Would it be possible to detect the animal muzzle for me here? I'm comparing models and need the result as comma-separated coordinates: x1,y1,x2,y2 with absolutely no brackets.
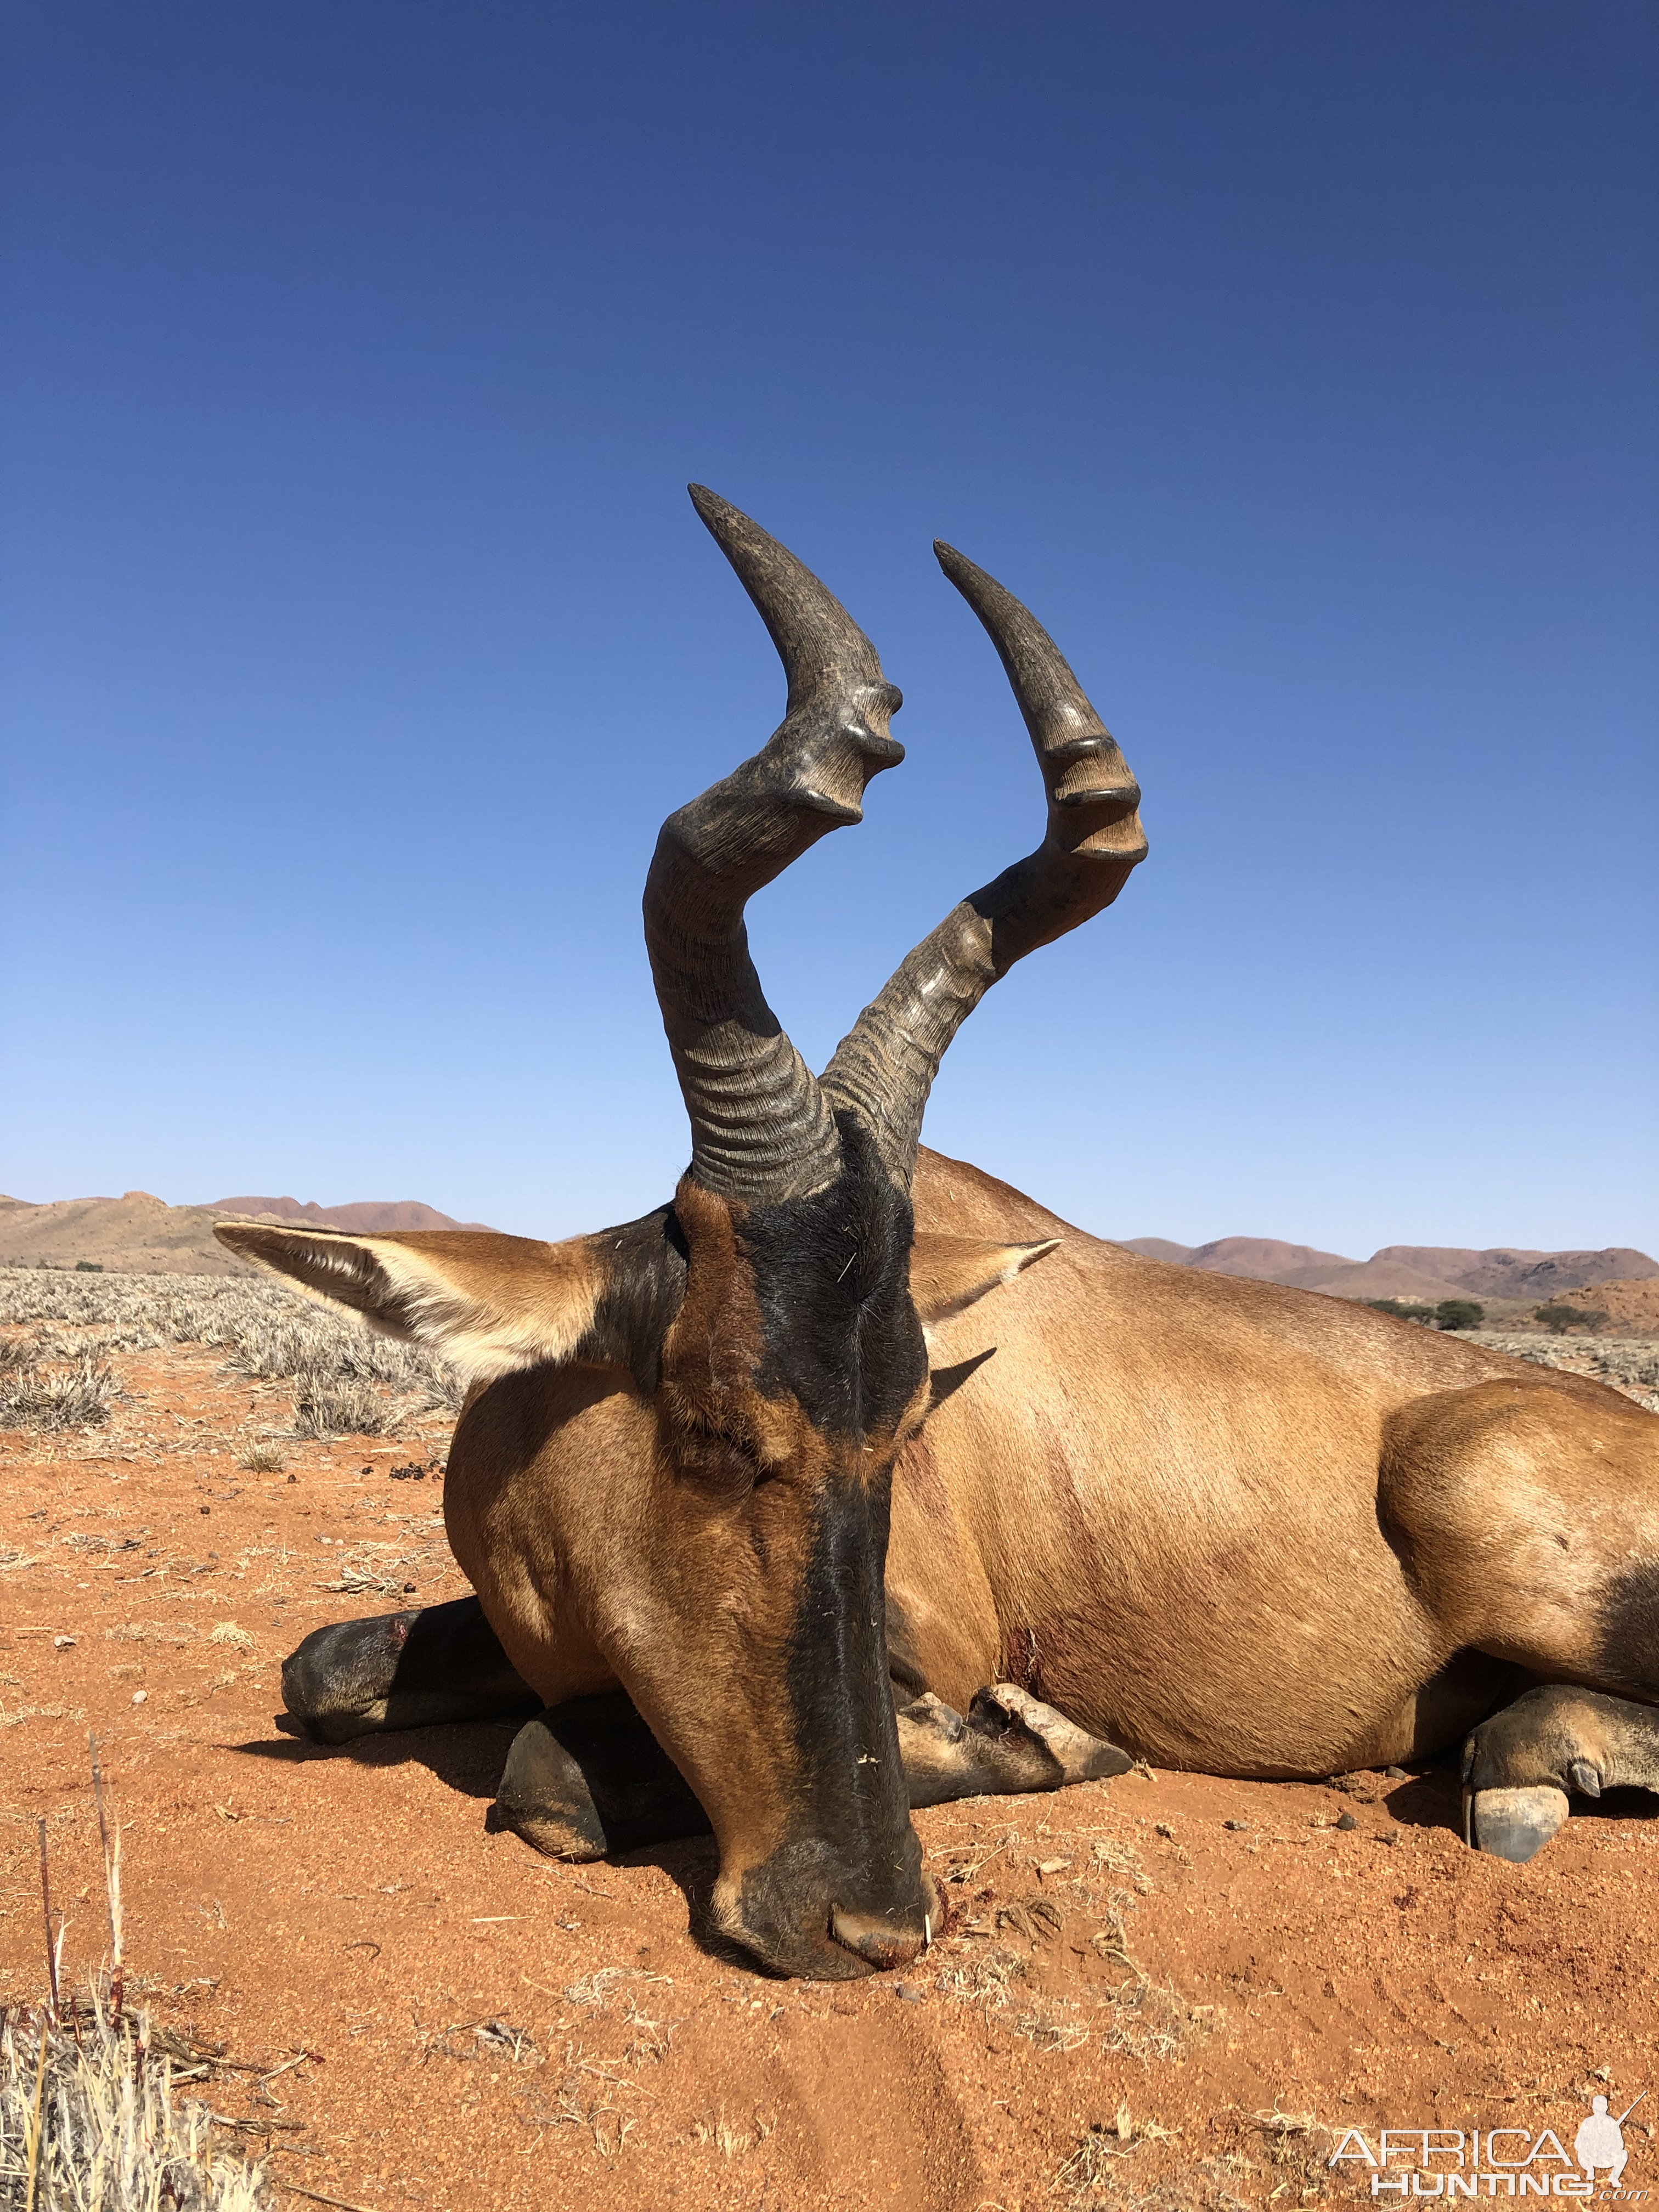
712,1832,945,1981
828,1895,940,1971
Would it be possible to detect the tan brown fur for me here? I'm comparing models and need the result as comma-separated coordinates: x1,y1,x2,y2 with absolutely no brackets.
883,1152,1659,1779
227,1138,1659,1798
231,1148,1659,1798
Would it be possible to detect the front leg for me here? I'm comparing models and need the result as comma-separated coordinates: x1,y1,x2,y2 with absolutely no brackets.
898,1685,1133,1807
493,1693,709,1858
281,1595,542,1744
494,1680,1133,1865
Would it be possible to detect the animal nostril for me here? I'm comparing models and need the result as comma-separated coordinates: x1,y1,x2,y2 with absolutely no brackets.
828,1904,928,1970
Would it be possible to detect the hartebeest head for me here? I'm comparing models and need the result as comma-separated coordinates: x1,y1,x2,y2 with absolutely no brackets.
218,488,1145,1977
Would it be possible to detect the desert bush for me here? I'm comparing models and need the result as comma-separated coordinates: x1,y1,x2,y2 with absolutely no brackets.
1536,1301,1609,1335
237,1443,286,1474
1434,1299,1484,1331
1365,1300,1435,1325
294,1370,386,1438
0,1354,116,1433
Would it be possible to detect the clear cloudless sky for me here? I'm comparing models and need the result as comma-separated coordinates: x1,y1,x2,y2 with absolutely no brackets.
2,2,1655,1256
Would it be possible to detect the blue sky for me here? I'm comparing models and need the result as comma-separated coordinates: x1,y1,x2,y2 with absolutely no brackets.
3,2,1655,1256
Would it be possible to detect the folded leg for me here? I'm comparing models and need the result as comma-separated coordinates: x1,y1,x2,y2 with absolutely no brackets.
898,1684,1133,1807
281,1595,541,1745
1463,1683,1659,1862
493,1692,709,1858
493,1679,1133,1863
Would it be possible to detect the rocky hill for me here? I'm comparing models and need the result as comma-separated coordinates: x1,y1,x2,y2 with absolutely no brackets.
0,1190,490,1274
9,1188,1654,1316
208,1196,492,1233
1117,1235,1657,1318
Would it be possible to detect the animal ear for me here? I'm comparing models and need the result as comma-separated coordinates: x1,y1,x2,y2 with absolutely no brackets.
908,1234,1059,1329
212,1223,608,1386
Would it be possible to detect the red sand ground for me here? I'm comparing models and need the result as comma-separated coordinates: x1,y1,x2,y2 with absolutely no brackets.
2,1342,1654,2210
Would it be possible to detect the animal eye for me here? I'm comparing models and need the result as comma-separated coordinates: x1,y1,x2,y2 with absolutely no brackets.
675,1421,763,1488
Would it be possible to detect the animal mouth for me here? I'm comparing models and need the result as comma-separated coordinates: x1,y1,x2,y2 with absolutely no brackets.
714,1858,945,1980
828,1886,941,1972
819,1865,945,1976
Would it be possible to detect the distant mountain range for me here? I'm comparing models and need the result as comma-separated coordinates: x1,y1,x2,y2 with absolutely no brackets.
210,1196,493,1233
0,1191,491,1275
1118,1235,1658,1311
4,1189,1653,1317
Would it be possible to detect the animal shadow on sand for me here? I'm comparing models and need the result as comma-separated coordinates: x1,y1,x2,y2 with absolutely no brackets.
233,1718,731,1956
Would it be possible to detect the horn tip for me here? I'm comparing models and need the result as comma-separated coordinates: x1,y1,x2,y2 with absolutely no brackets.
934,539,984,591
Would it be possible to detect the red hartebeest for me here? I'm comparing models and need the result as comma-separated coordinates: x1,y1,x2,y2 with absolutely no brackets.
219,488,1659,1982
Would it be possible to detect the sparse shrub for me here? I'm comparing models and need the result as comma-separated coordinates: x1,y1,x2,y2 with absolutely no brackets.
419,1364,466,1417
294,1370,385,1438
0,1353,116,1432
1434,1299,1484,1331
0,1265,459,1435
238,1443,286,1473
228,1322,321,1381
97,1324,163,1353
74,1260,104,1273
1365,1300,1435,1325
1537,1302,1608,1335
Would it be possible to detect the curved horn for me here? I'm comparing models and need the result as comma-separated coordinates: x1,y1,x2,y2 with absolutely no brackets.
821,543,1146,1185
644,487,905,1204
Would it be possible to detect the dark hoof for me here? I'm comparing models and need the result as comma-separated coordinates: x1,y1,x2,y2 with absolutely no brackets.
1470,1784,1570,1863
280,1598,540,1743
493,1712,608,1861
492,1694,709,1858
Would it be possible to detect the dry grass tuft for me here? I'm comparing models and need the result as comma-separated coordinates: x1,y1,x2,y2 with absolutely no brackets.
938,1852,1195,2067
1053,2119,1131,2199
1114,2160,1255,2212
0,1990,269,2209
0,1267,461,1439
691,2108,774,2158
1250,2107,1333,2198
0,1352,116,1433
4,1754,269,2208
293,1374,385,1440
